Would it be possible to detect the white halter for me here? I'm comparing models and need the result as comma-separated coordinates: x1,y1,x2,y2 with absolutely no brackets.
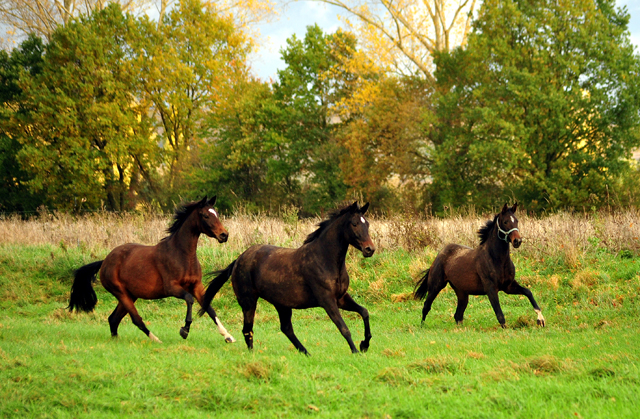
497,222,519,243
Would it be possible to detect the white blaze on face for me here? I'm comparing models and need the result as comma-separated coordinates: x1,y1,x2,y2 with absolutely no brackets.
360,216,366,224
208,208,218,217
510,216,514,223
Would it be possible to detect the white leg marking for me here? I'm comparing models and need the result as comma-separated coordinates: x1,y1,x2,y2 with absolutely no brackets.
149,332,163,343
535,309,546,327
215,316,236,343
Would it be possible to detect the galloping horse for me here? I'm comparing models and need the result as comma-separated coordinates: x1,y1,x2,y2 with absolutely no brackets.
199,202,375,355
68,196,236,343
414,203,546,328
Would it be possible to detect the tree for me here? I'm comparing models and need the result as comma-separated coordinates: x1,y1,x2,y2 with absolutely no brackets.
311,0,477,82
0,0,146,41
338,76,430,210
0,34,45,212
426,0,640,212
194,25,360,214
8,4,159,211
131,0,251,204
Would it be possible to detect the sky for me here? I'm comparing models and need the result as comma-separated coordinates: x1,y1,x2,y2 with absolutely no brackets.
250,0,640,81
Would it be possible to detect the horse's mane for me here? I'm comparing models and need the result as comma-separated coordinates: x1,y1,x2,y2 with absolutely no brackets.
164,200,202,238
303,205,355,245
477,215,498,245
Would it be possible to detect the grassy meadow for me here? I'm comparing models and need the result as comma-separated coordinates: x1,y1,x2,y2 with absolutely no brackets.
1,210,639,418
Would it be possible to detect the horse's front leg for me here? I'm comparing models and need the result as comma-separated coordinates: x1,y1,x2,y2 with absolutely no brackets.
192,282,236,343
321,298,359,354
504,281,546,326
179,292,194,339
337,293,371,352
482,281,506,328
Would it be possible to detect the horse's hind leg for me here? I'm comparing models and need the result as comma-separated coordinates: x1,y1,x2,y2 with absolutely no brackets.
192,282,235,343
239,297,258,350
338,293,371,352
453,290,469,325
108,302,127,337
422,279,447,324
505,281,546,327
117,293,162,343
274,304,309,356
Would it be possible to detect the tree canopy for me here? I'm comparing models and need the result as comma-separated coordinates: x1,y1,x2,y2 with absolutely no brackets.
1,0,639,215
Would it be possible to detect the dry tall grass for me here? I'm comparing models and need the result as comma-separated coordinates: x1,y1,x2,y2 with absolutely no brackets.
1,209,639,260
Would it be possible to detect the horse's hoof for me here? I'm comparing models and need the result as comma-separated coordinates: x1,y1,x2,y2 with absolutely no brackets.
225,336,236,343
537,319,546,327
149,333,163,343
500,324,507,329
359,341,369,353
180,327,189,339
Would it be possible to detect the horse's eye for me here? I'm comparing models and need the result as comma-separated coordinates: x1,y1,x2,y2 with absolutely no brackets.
351,222,357,227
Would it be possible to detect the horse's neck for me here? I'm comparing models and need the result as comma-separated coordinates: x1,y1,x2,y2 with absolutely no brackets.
307,219,349,271
166,216,201,262
486,225,510,263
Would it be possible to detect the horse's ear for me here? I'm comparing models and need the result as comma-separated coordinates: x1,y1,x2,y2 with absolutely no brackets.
511,202,518,213
207,195,217,206
350,201,359,212
501,203,509,214
198,196,208,207
360,202,370,214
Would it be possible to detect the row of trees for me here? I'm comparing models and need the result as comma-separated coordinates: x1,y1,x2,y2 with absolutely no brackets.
1,0,640,215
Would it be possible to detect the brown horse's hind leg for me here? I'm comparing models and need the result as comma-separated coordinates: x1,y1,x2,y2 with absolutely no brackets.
108,302,128,337
274,305,309,356
453,291,469,325
117,294,162,343
504,281,546,327
338,293,371,352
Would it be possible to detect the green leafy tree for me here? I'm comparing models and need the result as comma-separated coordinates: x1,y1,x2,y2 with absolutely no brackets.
195,25,357,214
131,0,250,205
427,0,640,212
0,34,45,212
9,4,158,211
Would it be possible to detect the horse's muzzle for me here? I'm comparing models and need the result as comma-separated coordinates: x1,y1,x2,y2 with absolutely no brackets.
512,237,522,248
216,232,229,243
362,245,376,258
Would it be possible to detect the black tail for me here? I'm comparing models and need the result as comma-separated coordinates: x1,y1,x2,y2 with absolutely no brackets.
198,260,236,317
413,268,430,300
68,261,103,312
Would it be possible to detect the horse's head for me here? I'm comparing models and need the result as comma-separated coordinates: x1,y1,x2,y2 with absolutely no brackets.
197,196,229,243
345,201,376,257
497,203,521,248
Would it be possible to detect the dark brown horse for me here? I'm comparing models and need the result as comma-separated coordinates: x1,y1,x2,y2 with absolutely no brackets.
199,202,375,355
68,196,236,343
414,203,546,328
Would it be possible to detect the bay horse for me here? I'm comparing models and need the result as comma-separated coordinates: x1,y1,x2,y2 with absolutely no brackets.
68,196,236,343
199,202,375,355
414,203,546,328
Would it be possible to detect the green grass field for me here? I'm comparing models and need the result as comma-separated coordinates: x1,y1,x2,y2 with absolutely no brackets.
1,240,639,418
